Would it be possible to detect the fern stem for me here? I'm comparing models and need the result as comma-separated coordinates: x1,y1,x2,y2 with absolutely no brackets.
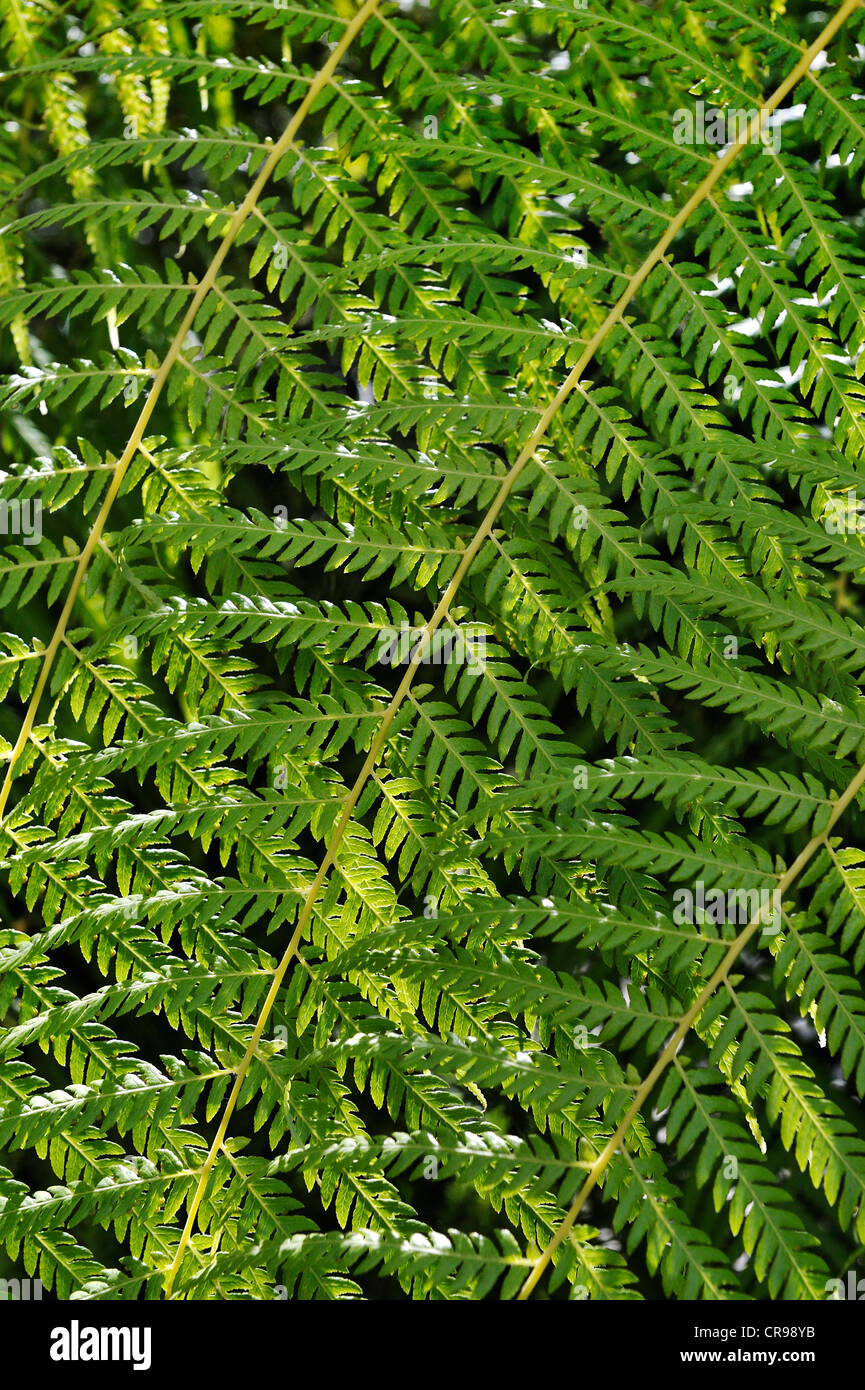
517,592,865,1290
161,0,865,1300
514,0,865,1298
0,0,384,825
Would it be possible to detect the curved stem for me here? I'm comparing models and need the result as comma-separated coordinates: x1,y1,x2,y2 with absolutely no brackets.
0,0,384,824
517,750,865,1299
164,0,865,1305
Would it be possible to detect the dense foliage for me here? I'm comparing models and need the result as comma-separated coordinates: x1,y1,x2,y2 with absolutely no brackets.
2,0,865,1300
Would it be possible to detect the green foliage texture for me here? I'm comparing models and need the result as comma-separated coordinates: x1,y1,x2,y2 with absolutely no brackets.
2,0,865,1300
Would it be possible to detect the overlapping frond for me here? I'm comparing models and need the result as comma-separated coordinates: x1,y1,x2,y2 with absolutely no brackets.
2,0,865,1302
